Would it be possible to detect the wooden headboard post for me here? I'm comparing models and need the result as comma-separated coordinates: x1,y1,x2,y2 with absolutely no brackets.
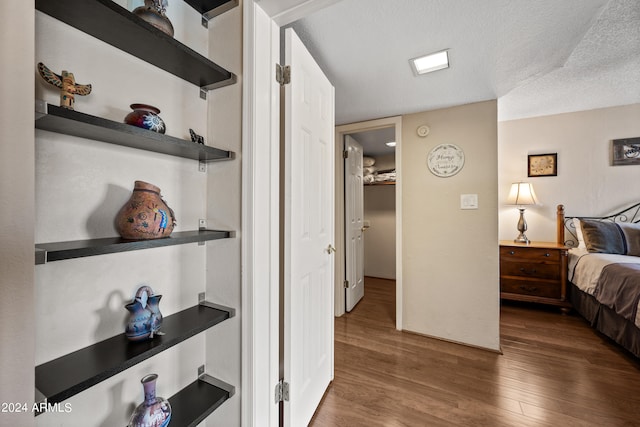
557,204,565,245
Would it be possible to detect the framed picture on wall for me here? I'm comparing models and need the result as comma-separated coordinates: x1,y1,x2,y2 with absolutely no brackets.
528,153,557,177
611,137,640,166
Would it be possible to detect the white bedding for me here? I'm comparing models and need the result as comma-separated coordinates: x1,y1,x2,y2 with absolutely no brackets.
569,248,640,326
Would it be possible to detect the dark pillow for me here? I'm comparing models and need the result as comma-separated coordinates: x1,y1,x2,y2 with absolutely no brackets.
580,220,626,254
619,222,640,256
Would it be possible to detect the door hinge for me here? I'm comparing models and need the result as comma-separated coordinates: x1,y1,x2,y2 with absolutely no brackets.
275,379,289,403
343,150,349,159
276,64,291,86
344,280,350,289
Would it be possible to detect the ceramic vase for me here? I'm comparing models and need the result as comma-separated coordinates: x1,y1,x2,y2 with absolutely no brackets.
115,181,176,240
128,374,172,427
125,285,163,341
133,0,174,37
124,104,166,134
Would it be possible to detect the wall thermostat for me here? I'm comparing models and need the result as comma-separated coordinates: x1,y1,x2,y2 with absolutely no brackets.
417,125,430,137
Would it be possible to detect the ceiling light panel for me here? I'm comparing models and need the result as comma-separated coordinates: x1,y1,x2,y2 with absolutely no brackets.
410,50,449,75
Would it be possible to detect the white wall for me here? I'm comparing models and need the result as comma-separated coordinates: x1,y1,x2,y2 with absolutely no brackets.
205,2,243,425
402,100,500,351
32,2,240,426
0,2,35,427
363,184,396,279
498,103,640,243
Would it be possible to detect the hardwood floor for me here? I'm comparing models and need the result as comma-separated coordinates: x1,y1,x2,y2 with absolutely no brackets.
309,277,640,426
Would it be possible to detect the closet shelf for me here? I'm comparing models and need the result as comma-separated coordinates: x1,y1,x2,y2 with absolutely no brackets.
35,0,236,91
35,103,234,162
169,374,235,426
364,181,396,186
35,301,235,411
35,229,232,264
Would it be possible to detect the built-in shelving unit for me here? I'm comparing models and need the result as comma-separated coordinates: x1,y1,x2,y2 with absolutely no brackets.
35,0,238,423
35,102,234,162
169,375,235,426
35,302,234,410
34,0,236,92
35,230,231,264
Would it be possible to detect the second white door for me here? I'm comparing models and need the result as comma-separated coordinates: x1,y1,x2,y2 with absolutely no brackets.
344,135,364,311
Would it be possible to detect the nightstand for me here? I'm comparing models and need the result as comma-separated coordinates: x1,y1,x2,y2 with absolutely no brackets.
499,241,571,312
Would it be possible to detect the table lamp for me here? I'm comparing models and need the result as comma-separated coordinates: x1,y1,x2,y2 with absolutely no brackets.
506,182,538,244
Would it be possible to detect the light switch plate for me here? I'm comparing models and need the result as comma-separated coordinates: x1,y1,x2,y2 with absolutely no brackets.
460,194,478,209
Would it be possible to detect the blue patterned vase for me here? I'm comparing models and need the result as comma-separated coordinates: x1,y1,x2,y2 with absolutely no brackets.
125,286,163,341
124,104,166,134
128,374,172,427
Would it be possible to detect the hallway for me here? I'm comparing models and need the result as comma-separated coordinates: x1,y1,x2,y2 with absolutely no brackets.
310,277,640,426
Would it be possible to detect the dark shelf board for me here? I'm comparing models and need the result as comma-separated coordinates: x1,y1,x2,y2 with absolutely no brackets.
169,375,234,426
184,0,238,20
35,229,231,264
35,302,234,410
36,103,234,162
35,0,236,91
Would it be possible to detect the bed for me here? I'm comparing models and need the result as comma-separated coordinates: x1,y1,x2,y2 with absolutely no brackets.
556,203,640,358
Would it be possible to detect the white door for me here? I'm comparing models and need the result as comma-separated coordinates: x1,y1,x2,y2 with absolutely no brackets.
344,135,365,311
283,28,335,426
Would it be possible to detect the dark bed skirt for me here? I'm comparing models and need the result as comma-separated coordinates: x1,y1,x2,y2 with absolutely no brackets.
569,282,640,358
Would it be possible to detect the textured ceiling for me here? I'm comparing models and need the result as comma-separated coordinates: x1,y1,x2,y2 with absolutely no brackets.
288,0,640,125
349,127,396,157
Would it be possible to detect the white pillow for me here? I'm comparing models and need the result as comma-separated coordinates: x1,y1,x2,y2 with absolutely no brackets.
363,166,377,175
573,218,586,248
363,156,376,167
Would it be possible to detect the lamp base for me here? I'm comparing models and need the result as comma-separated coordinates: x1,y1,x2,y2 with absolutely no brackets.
514,208,530,244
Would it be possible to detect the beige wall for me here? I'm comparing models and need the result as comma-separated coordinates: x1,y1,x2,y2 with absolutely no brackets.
364,185,396,279
371,153,395,172
0,2,35,426
402,100,500,351
498,103,640,243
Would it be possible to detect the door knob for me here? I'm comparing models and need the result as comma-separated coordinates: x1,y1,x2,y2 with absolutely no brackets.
326,244,336,254
361,225,370,232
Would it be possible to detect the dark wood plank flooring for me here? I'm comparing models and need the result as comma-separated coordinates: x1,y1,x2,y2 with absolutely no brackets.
310,277,640,426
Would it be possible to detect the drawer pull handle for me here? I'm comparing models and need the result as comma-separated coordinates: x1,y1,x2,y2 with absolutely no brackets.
544,253,550,257
509,250,515,255
519,268,537,274
519,285,538,292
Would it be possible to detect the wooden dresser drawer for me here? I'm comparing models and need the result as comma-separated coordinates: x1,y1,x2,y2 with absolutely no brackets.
500,261,561,280
499,241,570,312
500,246,560,263
500,278,561,299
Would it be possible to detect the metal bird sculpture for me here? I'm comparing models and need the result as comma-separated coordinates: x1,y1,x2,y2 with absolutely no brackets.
189,128,205,145
37,62,92,110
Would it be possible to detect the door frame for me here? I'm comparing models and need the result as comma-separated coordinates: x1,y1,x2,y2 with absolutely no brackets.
334,117,403,330
241,2,281,425
242,1,341,425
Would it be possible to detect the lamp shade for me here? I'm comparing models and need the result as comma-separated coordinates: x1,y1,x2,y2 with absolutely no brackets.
506,182,538,206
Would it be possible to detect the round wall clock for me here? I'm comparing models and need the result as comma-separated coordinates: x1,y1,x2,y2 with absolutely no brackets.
427,143,465,177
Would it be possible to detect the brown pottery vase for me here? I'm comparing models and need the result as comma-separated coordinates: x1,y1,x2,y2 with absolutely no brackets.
133,0,174,37
115,181,176,240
